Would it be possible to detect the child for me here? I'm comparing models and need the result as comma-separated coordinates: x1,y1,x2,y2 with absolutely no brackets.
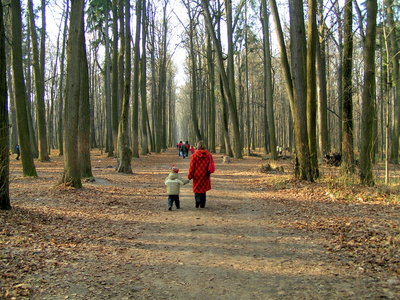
190,145,194,154
165,165,189,210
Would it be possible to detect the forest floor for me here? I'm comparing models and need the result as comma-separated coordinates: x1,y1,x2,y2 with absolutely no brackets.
1,148,400,299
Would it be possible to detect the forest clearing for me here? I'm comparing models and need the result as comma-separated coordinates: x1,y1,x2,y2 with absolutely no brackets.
1,148,400,299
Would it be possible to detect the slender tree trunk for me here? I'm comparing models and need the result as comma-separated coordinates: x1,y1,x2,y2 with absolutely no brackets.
111,0,119,153
27,0,49,161
58,1,69,156
78,21,92,179
342,0,355,174
10,0,37,177
61,0,84,188
317,0,329,157
132,0,141,158
206,29,216,153
387,0,399,163
359,0,377,185
0,1,10,210
116,0,132,173
105,2,113,156
140,0,149,155
201,0,242,158
307,0,319,179
290,0,312,181
261,0,277,159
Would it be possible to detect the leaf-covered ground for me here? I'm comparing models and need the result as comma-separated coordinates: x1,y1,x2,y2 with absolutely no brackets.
1,148,399,299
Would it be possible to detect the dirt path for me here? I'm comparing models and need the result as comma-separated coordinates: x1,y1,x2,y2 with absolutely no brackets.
1,148,399,299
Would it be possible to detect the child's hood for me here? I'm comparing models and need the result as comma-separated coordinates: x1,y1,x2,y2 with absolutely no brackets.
167,172,179,180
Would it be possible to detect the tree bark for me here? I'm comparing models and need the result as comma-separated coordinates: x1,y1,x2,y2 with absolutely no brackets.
359,0,377,185
10,0,37,177
61,0,84,188
261,0,278,159
111,0,119,153
140,0,149,155
78,20,92,179
307,0,319,179
116,0,132,173
289,0,312,181
0,1,10,210
27,0,49,162
341,0,355,174
132,0,141,158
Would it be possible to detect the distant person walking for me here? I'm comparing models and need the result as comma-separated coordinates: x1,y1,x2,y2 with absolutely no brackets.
188,140,215,208
178,141,183,157
180,141,188,159
15,144,20,160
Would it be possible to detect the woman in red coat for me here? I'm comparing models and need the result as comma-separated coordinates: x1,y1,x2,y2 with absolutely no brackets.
188,140,214,208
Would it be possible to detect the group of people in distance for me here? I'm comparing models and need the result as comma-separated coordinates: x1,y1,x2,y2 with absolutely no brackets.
176,140,194,159
166,140,215,211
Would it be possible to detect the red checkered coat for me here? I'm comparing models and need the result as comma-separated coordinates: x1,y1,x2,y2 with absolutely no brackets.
188,150,213,193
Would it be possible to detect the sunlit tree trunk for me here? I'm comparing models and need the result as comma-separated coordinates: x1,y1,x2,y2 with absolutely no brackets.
307,0,319,179
57,0,68,156
317,0,329,157
289,0,312,181
359,0,377,185
10,0,37,177
61,0,84,188
0,1,10,210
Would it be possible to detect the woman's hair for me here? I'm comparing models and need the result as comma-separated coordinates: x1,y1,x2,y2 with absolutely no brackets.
197,140,206,150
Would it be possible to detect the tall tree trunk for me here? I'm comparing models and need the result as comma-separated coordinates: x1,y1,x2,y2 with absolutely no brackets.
132,0,141,158
387,0,400,163
317,0,329,157
0,1,10,210
58,0,69,156
359,0,377,185
290,0,312,181
341,0,355,174
307,0,319,179
261,0,277,160
78,21,92,179
111,0,119,153
206,29,216,153
10,0,37,177
27,0,49,161
184,0,202,142
61,0,84,188
140,0,149,155
116,0,132,173
105,2,113,157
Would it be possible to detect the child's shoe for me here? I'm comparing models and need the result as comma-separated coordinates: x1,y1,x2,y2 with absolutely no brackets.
168,206,172,211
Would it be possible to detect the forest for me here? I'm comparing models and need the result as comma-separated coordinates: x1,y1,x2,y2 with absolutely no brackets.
0,0,399,208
